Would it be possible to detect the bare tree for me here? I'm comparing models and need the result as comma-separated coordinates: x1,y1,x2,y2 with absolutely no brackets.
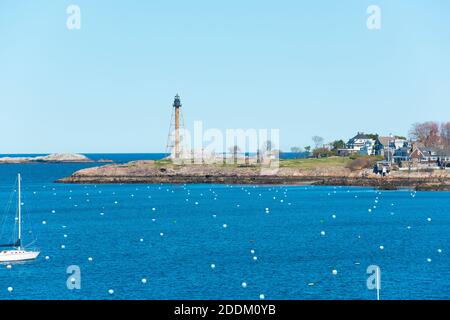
312,136,324,149
440,122,450,149
409,122,440,147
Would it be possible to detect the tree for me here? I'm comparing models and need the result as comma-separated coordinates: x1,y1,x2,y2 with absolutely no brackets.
312,136,324,149
304,146,311,153
331,140,346,151
409,122,440,147
366,133,379,140
312,147,333,158
290,147,303,153
440,122,450,149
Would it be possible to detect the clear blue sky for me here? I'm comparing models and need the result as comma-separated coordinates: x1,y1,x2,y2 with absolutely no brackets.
1,0,450,153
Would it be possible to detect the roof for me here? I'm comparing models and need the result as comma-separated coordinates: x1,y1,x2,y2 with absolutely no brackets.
351,132,373,140
394,147,410,157
377,137,391,146
410,148,425,159
434,148,450,156
413,145,450,155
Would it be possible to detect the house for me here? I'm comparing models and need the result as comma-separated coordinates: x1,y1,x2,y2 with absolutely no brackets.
374,136,391,156
435,149,450,162
359,140,376,156
419,147,450,163
346,132,376,152
407,144,440,163
392,138,408,149
336,148,358,156
436,149,450,168
401,144,450,166
418,147,439,163
336,132,377,156
393,147,411,162
340,132,377,155
375,136,408,157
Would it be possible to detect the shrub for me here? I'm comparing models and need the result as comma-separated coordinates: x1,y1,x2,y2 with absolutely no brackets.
346,156,380,171
312,148,335,158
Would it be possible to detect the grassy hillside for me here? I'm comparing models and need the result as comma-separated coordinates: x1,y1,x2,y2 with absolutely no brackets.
280,157,352,169
153,156,380,170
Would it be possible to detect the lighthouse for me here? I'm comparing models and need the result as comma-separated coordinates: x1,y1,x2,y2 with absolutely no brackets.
166,94,184,160
173,94,182,159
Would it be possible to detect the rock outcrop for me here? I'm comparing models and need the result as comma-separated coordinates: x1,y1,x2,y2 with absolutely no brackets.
0,153,94,164
57,160,450,191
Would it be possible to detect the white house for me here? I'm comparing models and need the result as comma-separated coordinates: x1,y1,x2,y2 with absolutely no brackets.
346,132,377,155
359,140,376,156
392,138,408,150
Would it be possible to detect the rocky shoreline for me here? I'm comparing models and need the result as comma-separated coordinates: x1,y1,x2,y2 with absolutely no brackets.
0,153,110,164
56,160,450,191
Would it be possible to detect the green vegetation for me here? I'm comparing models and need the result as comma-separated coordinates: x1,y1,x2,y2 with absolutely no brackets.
154,159,173,166
349,154,383,161
366,133,379,140
279,156,352,169
330,139,346,150
154,155,383,171
312,147,335,158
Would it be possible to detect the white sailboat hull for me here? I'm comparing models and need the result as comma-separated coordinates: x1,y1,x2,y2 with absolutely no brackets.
0,250,40,262
0,175,40,264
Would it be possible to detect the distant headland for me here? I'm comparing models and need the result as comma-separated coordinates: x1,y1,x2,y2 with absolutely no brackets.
57,96,450,191
57,157,450,191
0,153,111,164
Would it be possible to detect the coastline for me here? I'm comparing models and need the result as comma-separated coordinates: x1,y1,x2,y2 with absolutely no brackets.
57,175,450,191
56,160,450,191
0,153,111,164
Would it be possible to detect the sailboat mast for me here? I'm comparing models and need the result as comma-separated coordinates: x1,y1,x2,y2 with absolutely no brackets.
18,173,21,248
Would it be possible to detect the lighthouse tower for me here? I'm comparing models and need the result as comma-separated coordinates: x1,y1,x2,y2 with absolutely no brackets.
166,94,184,160
173,94,182,159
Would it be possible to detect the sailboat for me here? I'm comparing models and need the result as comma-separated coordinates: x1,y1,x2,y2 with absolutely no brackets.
0,174,40,262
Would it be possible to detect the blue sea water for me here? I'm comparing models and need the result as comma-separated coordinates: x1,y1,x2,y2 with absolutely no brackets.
0,154,449,300
0,153,170,164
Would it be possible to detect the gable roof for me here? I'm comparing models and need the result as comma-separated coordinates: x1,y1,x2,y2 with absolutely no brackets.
410,148,425,159
377,137,391,146
436,149,450,156
424,147,450,156
352,132,373,140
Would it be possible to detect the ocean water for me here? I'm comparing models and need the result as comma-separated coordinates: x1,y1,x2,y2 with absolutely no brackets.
0,154,449,300
0,153,169,163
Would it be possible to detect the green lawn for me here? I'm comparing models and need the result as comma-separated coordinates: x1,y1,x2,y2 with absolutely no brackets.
279,157,352,169
154,156,353,169
154,159,174,166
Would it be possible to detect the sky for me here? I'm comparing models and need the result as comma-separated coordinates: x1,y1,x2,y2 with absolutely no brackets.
1,0,450,153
